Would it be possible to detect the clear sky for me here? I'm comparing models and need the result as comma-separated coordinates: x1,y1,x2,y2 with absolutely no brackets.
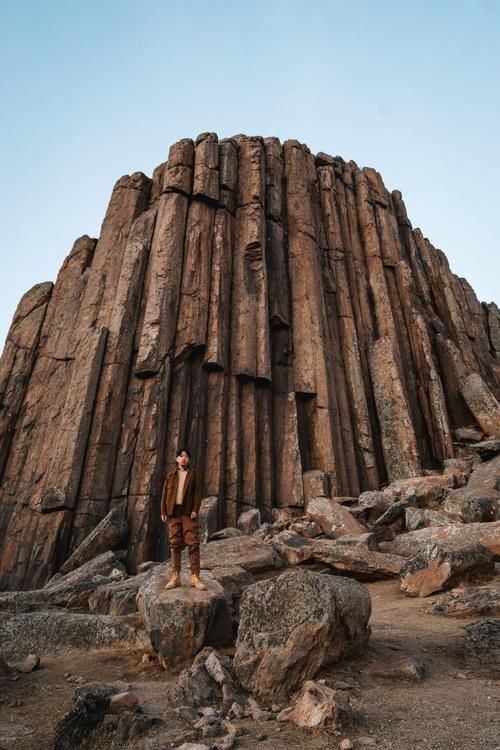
1,0,498,349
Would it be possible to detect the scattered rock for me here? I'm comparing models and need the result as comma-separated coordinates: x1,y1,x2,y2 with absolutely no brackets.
289,519,323,538
400,541,495,597
277,680,354,729
169,648,223,708
237,508,261,535
405,508,454,532
53,684,116,750
303,470,331,505
88,573,147,615
339,739,354,750
16,653,41,673
464,620,500,675
108,691,140,714
43,550,127,607
307,497,367,538
209,528,242,541
198,497,219,543
0,611,147,660
430,586,500,618
136,567,232,671
382,521,500,560
233,569,371,700
59,508,129,575
197,535,283,573
271,530,316,565
366,653,426,681
312,541,405,579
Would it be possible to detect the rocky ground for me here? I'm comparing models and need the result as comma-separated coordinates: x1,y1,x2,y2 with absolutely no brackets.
1,447,499,750
1,576,499,750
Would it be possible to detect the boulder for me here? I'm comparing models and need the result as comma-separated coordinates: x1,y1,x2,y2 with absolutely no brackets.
209,566,256,604
169,647,222,708
382,521,500,560
443,455,500,523
312,541,405,579
209,528,242,541
53,684,116,750
233,570,371,700
59,508,129,574
136,566,232,671
42,550,127,607
464,620,500,674
365,651,425,681
430,586,500,618
88,574,147,615
405,507,455,532
289,519,323,538
0,611,147,660
303,471,331,506
198,497,219,543
270,530,316,565
277,680,354,729
400,541,495,597
236,508,261,535
196,535,283,573
306,497,367,539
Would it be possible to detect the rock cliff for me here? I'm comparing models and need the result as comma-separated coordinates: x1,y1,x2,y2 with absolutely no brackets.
1,132,499,589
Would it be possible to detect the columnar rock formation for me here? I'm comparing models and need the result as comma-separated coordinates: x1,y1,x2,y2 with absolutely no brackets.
1,133,499,590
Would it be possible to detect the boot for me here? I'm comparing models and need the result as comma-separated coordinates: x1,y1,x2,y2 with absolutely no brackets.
165,570,180,589
190,573,206,591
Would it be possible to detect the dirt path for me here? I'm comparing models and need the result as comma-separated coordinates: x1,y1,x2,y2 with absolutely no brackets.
1,578,498,750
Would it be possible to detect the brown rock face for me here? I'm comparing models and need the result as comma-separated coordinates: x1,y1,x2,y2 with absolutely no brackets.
1,133,499,590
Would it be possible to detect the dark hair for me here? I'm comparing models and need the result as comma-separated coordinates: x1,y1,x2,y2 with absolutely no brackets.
176,448,191,458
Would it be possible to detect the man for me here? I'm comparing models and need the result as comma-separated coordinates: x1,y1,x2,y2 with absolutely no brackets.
160,448,206,590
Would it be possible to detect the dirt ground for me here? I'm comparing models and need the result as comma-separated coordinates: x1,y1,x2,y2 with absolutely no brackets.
1,578,499,750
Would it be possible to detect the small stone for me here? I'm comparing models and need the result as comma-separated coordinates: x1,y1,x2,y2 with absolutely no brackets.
256,733,267,741
16,654,41,673
339,740,354,750
109,691,140,714
357,737,377,746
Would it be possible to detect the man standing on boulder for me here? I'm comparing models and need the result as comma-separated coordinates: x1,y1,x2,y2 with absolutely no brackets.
160,448,206,591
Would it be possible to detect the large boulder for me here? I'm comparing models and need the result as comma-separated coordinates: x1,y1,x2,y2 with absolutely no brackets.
236,508,261,535
443,455,500,523
59,508,129,574
311,541,405,579
381,521,500,560
43,550,127,607
400,541,494,597
88,573,147,615
0,611,147,660
136,566,232,671
306,497,367,539
430,586,500,618
233,570,371,700
195,536,283,573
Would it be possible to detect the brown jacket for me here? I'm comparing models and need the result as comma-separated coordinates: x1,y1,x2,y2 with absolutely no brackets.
160,467,202,518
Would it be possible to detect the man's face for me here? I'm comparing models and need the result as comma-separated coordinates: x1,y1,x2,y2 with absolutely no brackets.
176,451,190,469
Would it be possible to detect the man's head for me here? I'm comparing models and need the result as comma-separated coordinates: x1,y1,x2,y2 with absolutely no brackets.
176,448,191,470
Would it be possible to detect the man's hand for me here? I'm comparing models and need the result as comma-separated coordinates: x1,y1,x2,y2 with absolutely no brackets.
190,511,198,520
161,514,167,523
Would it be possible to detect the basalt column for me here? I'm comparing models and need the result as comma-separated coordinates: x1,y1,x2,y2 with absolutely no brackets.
1,133,499,590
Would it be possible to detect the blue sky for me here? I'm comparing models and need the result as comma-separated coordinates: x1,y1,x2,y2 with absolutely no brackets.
1,0,499,349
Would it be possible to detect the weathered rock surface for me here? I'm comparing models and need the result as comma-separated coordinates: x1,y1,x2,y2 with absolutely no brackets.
196,536,283,573
136,566,232,671
1,132,499,590
306,497,367,538
277,680,354,729
400,541,494,597
0,611,147,660
59,508,129,574
430,585,500,618
464,620,500,674
233,569,371,699
88,573,147,615
312,541,405,579
382,521,500,560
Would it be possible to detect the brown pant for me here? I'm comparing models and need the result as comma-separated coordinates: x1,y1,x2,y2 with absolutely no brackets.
167,509,200,575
